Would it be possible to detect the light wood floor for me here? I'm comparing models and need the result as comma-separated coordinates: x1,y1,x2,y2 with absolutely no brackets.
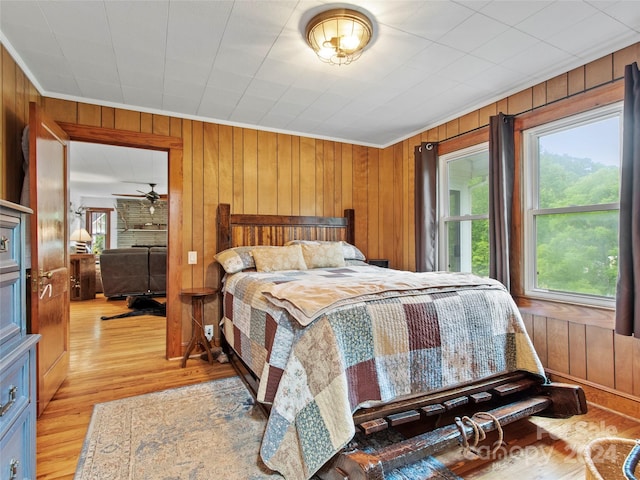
36,295,640,479
36,295,235,480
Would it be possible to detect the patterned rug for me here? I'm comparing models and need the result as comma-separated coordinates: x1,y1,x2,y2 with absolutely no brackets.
75,376,461,480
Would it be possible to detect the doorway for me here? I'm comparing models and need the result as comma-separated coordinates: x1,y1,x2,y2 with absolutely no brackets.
59,122,183,360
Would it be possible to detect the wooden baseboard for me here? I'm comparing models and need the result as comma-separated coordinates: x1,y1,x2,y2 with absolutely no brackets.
546,370,640,420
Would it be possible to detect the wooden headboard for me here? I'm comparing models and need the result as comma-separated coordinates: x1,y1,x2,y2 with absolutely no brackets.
216,203,355,252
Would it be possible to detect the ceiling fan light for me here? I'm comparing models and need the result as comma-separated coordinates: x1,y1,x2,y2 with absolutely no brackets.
305,8,373,66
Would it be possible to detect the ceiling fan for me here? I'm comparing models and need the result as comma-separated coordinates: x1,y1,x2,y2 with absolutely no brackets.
112,183,167,204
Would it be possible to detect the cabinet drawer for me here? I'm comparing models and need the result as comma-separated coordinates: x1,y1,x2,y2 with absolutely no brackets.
0,213,21,275
0,406,35,480
0,344,31,439
0,271,24,353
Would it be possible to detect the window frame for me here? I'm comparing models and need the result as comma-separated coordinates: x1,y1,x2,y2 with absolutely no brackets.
438,142,489,273
523,102,623,308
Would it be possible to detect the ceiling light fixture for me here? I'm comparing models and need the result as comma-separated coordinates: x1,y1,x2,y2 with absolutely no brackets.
305,8,373,66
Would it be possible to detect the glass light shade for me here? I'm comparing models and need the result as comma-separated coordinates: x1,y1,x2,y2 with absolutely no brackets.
306,8,373,66
70,228,92,242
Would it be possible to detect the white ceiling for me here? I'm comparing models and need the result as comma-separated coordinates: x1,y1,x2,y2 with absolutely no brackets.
69,142,167,201
2,1,639,199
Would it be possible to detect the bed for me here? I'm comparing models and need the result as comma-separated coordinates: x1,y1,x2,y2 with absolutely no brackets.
214,203,586,480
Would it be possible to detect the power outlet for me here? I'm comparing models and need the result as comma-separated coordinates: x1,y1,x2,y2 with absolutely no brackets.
204,324,214,342
188,251,197,264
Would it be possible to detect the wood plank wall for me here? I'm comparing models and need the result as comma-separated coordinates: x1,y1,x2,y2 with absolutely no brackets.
3,41,640,414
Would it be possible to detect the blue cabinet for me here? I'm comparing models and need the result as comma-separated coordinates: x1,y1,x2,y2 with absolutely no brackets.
0,200,39,480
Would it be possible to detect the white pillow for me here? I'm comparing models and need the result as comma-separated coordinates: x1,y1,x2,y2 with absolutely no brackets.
251,245,308,272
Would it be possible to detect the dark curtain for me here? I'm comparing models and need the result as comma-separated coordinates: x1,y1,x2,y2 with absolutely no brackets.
615,62,640,336
415,142,438,272
489,113,515,291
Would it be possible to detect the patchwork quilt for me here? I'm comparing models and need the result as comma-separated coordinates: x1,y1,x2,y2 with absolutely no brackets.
221,266,546,480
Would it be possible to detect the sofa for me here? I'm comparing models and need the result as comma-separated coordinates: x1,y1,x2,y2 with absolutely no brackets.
99,246,166,298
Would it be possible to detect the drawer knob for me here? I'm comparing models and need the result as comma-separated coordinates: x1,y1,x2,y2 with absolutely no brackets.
9,458,19,480
0,385,17,417
0,235,8,252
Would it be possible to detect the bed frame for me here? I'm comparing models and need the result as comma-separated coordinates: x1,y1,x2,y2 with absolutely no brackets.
215,203,587,480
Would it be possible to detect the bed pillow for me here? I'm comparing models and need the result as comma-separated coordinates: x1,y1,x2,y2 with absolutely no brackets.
286,240,366,262
252,244,308,272
300,242,346,269
214,246,257,274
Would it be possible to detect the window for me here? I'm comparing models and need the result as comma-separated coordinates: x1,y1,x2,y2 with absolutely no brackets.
438,143,489,275
85,208,112,255
524,103,622,306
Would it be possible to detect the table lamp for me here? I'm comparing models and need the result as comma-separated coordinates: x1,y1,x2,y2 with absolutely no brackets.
70,228,91,253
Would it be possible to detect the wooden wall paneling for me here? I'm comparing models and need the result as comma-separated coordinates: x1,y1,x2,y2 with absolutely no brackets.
532,83,547,109
43,98,77,124
77,103,101,127
114,108,141,132
568,66,586,96
169,117,182,138
314,140,324,215
277,134,293,215
634,338,640,397
614,44,640,78
405,136,419,271
532,315,548,367
459,111,479,133
568,321,587,379
613,333,634,395
242,128,257,214
380,146,394,264
191,121,205,285
340,144,353,215
228,125,244,213
367,147,380,258
546,318,569,374
140,113,152,133
153,115,170,136
507,89,533,115
352,145,368,255
299,137,316,216
392,143,404,270
202,122,220,336
257,130,277,215
478,104,497,128
291,136,301,216
182,120,194,289
585,325,615,388
333,141,342,215
521,312,533,340
547,74,569,103
101,107,115,129
585,55,613,90
323,140,335,216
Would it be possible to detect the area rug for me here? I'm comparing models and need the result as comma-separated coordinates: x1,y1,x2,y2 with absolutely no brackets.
75,376,461,480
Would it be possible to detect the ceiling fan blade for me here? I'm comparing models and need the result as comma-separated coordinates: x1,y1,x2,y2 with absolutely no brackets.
112,193,145,198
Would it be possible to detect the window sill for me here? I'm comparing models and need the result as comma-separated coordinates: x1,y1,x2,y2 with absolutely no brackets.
514,295,614,330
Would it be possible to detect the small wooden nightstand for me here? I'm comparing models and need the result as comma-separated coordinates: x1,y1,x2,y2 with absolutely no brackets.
180,287,218,367
367,259,389,268
70,253,96,300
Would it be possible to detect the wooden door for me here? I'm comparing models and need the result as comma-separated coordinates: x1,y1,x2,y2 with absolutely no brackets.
29,102,70,416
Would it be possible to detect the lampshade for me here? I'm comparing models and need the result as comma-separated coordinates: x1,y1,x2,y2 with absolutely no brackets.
70,228,91,242
305,8,373,66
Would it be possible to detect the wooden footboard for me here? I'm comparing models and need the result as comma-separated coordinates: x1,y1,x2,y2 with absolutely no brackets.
317,377,586,480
